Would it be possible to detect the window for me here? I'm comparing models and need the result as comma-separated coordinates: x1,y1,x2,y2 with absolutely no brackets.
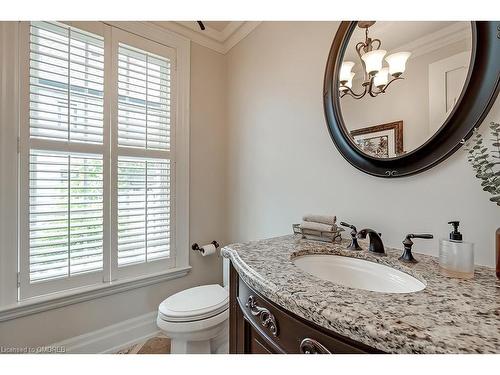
15,21,188,301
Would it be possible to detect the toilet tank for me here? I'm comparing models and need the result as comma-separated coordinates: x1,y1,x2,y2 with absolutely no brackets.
223,257,230,289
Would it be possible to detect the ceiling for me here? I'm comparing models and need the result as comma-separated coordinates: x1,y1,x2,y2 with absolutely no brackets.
203,21,231,32
344,21,471,62
150,21,470,57
151,21,261,54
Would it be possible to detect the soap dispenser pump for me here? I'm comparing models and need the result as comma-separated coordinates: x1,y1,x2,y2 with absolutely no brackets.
448,221,462,241
439,221,474,279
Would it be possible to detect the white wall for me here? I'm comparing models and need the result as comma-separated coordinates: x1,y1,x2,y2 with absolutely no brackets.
226,21,500,267
0,41,227,347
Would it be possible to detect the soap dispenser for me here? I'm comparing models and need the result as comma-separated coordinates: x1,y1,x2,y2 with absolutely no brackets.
439,221,474,279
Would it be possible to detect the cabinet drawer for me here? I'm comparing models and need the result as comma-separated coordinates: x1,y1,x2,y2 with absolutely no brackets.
236,275,373,354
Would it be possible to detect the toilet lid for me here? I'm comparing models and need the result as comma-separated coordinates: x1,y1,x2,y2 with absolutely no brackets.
158,284,229,322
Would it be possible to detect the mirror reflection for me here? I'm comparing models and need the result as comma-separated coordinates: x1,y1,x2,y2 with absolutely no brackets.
339,21,472,158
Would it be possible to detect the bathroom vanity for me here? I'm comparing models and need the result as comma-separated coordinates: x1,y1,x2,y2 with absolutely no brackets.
222,235,500,354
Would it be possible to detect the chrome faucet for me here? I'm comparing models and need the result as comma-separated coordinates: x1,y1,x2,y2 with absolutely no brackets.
357,229,385,255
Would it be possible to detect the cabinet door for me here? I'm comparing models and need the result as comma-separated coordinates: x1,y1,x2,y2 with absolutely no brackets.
230,266,282,354
243,314,280,354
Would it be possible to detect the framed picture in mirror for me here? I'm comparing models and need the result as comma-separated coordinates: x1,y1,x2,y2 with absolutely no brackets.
350,121,404,158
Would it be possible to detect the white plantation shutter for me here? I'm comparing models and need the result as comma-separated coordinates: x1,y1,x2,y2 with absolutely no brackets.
117,158,171,266
18,22,182,300
20,21,107,298
29,21,105,144
112,31,175,278
117,44,171,150
29,151,104,282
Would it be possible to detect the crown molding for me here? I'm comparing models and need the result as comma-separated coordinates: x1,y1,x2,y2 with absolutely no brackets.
223,22,262,53
391,22,470,60
350,22,470,75
150,21,261,54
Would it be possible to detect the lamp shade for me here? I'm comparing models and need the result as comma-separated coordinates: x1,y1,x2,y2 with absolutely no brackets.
373,67,389,88
385,52,411,76
339,72,355,92
346,72,355,88
361,49,386,75
340,61,355,83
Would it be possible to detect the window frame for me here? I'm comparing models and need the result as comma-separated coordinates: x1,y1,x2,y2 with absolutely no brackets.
0,21,190,313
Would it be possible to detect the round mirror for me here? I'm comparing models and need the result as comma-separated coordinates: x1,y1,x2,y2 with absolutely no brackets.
324,21,500,177
340,21,472,158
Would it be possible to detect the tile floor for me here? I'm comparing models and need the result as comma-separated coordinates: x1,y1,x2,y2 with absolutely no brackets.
117,334,171,354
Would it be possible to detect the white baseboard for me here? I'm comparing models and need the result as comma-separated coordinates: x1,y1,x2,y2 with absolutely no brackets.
53,311,161,354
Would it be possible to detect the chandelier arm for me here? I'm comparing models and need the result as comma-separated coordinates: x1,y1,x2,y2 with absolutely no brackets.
370,87,384,97
355,43,369,83
371,38,381,50
367,78,379,98
340,84,367,99
355,41,367,54
379,76,404,93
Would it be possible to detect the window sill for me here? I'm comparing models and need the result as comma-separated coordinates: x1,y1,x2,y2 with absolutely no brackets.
0,266,191,322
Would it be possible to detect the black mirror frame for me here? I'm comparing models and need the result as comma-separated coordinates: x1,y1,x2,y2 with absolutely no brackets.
323,21,500,178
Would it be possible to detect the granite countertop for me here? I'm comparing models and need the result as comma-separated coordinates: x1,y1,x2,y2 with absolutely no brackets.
222,235,500,354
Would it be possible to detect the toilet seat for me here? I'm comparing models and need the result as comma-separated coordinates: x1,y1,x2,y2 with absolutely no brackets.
158,284,229,323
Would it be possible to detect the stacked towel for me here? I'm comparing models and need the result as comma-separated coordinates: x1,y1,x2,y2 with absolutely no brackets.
299,214,337,232
300,221,334,232
302,214,336,226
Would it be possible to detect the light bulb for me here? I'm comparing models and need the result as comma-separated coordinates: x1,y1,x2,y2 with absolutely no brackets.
340,61,355,83
373,67,389,88
385,52,411,77
361,49,386,76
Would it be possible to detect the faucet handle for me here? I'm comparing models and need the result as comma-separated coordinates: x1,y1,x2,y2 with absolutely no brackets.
339,222,361,250
407,234,433,240
400,233,434,263
340,221,356,233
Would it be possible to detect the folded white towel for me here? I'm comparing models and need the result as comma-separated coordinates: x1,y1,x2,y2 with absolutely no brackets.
300,221,334,232
302,214,336,226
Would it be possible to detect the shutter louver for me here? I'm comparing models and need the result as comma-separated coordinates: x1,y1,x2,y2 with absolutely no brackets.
117,157,171,266
118,44,171,150
29,151,104,282
29,21,104,144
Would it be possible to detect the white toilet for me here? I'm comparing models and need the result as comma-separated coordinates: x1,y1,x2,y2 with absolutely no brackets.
156,259,230,354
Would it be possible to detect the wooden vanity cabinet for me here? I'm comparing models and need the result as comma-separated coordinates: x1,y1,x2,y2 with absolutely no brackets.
229,263,382,354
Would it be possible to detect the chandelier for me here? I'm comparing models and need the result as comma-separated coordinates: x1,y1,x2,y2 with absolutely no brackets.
339,21,411,99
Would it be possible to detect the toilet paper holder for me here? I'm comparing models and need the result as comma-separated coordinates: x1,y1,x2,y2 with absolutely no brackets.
191,241,220,252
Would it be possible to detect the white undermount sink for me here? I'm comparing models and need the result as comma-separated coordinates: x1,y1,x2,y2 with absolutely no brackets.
293,255,425,294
